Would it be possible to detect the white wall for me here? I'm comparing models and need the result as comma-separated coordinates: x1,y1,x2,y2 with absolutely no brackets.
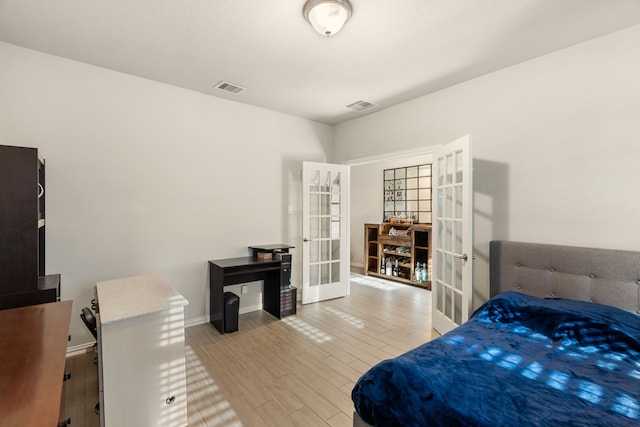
334,25,640,307
0,42,332,349
3,24,640,346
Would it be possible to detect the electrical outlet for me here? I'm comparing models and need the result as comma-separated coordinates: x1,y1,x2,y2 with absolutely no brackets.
241,285,248,295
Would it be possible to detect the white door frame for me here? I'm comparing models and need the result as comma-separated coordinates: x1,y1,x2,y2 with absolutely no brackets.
344,147,439,275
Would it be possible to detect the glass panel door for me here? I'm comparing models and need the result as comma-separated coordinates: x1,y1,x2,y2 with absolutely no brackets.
302,162,350,304
432,135,473,334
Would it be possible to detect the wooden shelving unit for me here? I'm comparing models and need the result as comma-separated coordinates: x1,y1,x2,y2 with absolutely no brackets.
364,223,432,289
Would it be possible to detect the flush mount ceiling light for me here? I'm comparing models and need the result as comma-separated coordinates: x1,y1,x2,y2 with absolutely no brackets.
303,0,353,37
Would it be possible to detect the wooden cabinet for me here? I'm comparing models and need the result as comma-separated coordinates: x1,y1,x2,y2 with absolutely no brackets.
364,223,432,289
96,275,189,427
0,145,40,294
0,144,58,310
0,301,72,427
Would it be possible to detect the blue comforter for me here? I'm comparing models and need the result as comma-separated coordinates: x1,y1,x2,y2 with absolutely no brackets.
352,292,640,426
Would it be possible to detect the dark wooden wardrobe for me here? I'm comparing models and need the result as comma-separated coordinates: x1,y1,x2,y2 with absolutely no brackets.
0,144,59,309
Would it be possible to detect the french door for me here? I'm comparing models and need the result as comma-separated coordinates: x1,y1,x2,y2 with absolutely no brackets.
301,161,350,304
431,135,473,335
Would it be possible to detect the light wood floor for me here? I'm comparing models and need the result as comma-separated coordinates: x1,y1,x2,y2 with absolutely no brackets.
65,274,435,426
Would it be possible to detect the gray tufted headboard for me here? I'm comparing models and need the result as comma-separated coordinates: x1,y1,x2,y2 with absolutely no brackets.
490,240,640,314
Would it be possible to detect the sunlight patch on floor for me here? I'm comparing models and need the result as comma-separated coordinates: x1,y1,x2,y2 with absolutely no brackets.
324,306,364,329
185,345,242,427
350,273,405,291
282,317,333,343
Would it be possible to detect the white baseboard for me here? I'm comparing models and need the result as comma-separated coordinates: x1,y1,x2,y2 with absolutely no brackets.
183,303,264,329
68,317,208,357
68,306,277,353
239,303,263,315
185,316,208,328
67,341,95,357
351,262,365,275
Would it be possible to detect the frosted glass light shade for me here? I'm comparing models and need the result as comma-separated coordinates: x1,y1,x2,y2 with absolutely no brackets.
303,0,352,37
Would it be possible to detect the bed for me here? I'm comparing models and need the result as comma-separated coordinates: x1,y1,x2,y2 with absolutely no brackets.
352,240,640,426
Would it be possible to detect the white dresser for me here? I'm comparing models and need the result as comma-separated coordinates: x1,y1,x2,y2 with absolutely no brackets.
96,274,189,427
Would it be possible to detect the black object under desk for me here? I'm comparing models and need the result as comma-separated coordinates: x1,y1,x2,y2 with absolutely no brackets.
209,257,283,334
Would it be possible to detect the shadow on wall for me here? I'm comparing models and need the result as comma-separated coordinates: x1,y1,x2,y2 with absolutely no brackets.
472,159,509,307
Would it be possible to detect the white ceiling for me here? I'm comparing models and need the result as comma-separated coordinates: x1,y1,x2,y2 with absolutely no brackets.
1,0,639,125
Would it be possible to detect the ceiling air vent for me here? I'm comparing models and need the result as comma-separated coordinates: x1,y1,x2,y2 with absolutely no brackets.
215,81,246,94
346,100,376,112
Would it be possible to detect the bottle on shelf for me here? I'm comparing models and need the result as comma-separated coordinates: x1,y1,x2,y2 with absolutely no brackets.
380,257,386,275
393,259,399,277
421,263,428,283
386,257,392,276
414,262,421,282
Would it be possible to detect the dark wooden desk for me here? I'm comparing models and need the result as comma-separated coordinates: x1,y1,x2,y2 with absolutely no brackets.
0,300,72,427
209,257,283,334
248,243,295,254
